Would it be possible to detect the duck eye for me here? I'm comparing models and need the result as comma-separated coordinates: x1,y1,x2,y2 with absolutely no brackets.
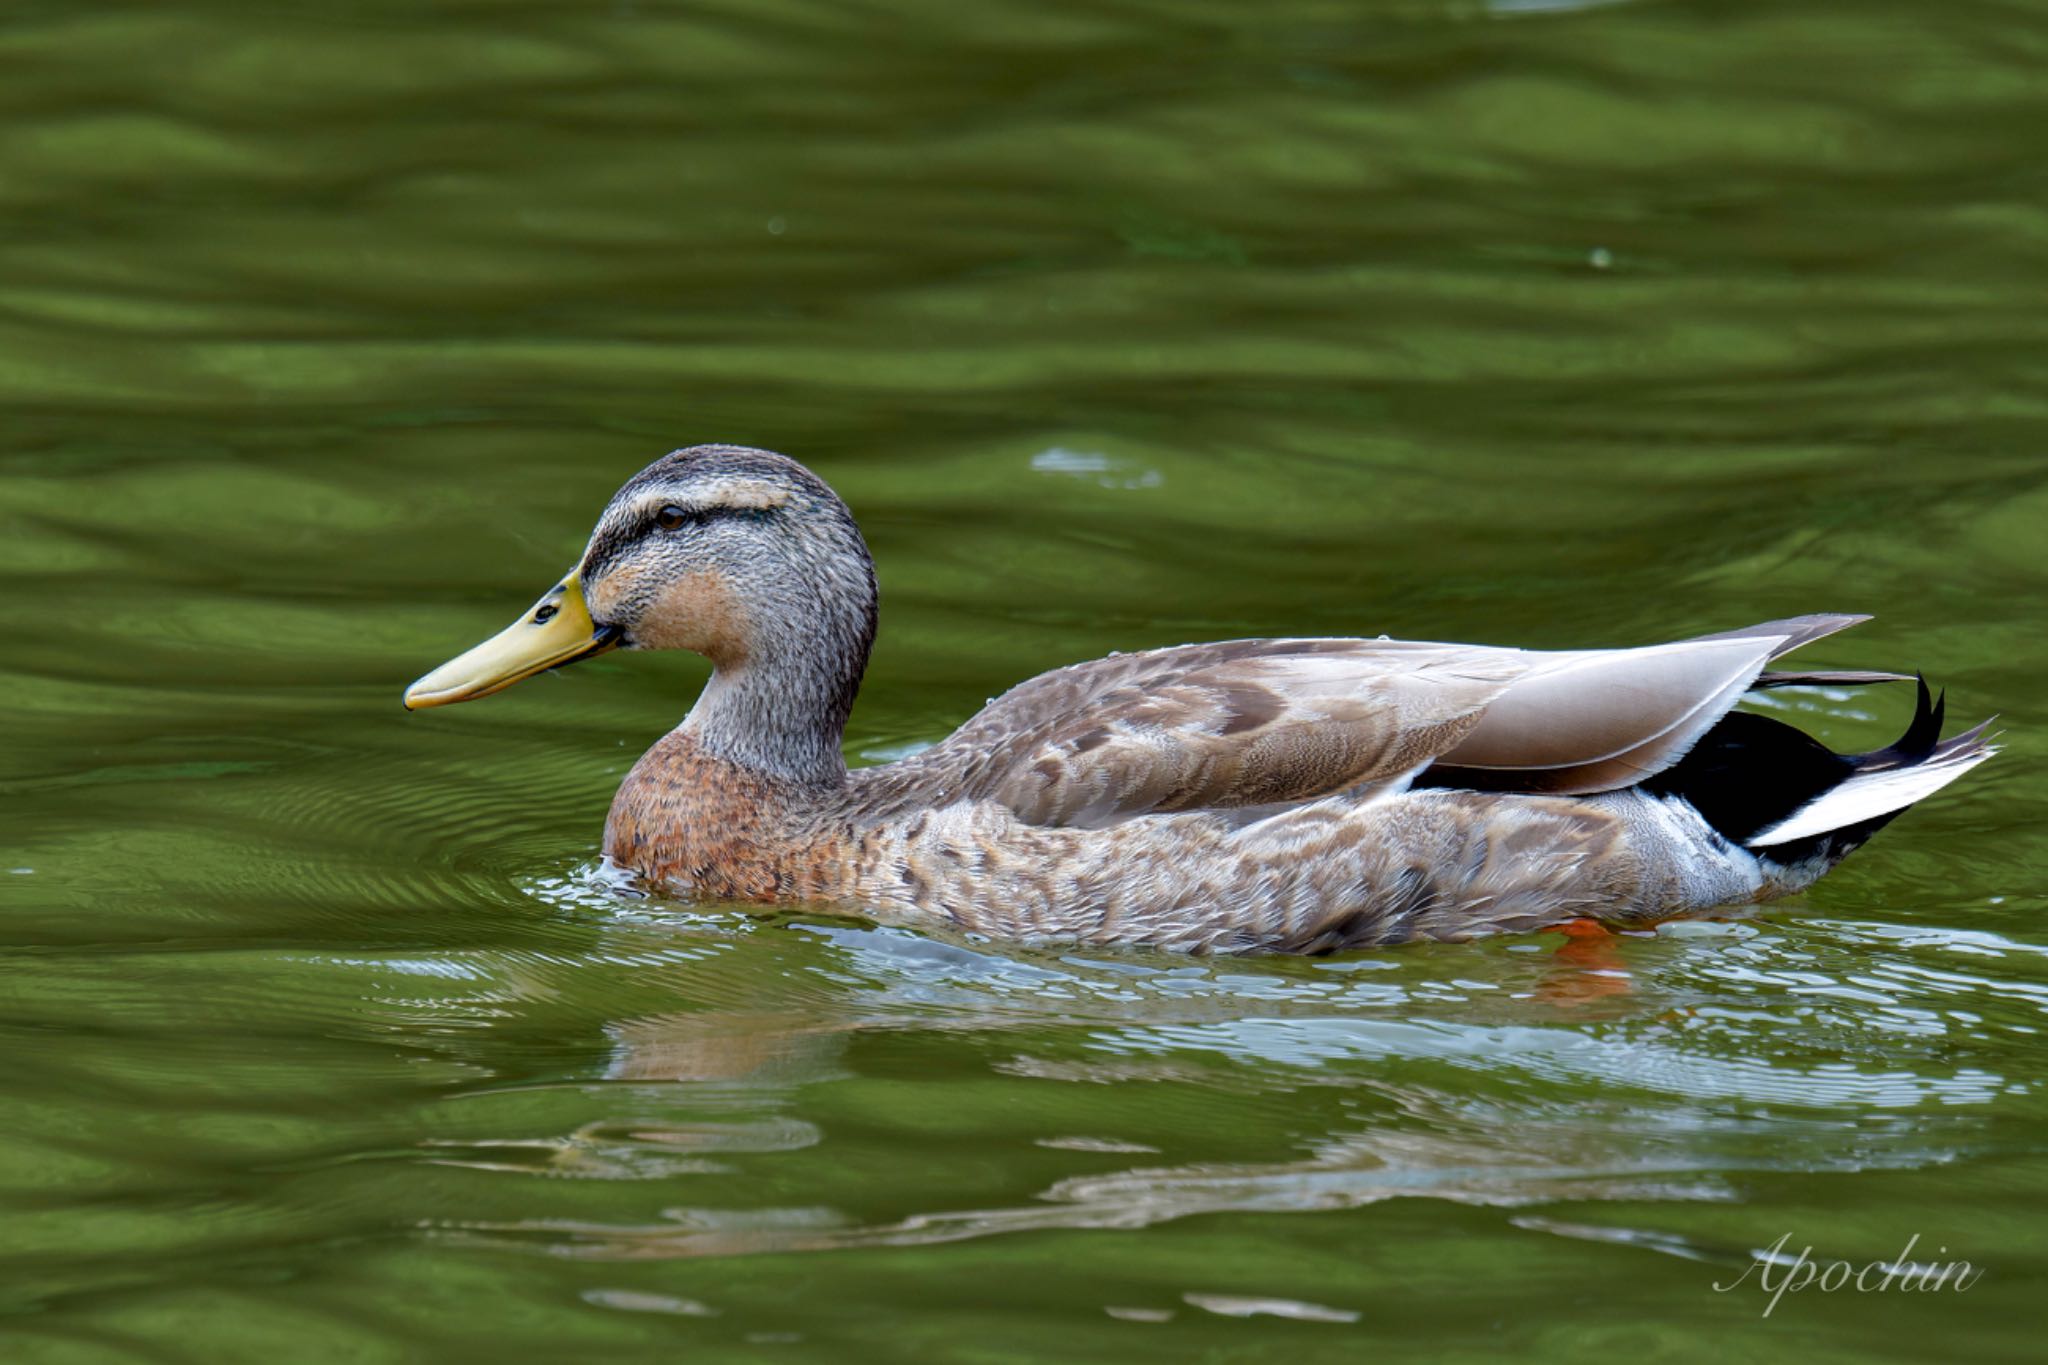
654,504,690,531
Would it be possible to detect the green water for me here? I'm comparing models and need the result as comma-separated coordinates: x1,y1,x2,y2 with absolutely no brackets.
5,1,2047,1360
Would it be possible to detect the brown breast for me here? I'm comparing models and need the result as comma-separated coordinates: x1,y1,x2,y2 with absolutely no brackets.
602,729,854,903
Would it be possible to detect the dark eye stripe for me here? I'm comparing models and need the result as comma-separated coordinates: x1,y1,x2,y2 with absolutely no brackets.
652,504,772,531
584,503,775,580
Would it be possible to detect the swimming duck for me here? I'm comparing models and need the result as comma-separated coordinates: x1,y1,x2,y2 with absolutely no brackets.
404,444,1994,954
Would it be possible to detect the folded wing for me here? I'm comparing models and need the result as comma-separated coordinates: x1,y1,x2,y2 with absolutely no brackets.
891,615,1870,826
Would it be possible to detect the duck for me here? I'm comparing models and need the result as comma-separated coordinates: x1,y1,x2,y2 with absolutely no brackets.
403,444,1995,954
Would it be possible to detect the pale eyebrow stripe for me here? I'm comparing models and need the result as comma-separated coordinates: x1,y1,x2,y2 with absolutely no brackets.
632,479,792,515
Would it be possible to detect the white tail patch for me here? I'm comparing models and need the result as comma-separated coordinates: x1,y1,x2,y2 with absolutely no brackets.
1747,747,1996,847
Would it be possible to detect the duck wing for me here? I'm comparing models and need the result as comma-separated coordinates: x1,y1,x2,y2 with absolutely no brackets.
1423,614,1862,795
895,615,1866,827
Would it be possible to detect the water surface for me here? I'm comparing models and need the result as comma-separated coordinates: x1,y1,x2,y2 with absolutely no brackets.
4,1,2046,1360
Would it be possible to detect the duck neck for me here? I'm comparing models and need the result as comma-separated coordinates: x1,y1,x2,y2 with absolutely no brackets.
678,577,876,790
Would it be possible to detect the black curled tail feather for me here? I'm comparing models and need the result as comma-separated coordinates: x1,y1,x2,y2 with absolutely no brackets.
1880,674,1944,765
1641,674,1993,873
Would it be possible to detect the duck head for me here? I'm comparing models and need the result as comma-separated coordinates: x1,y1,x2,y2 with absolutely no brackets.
404,445,878,778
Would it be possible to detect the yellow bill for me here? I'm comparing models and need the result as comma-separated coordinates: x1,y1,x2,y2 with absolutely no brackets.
403,570,620,710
